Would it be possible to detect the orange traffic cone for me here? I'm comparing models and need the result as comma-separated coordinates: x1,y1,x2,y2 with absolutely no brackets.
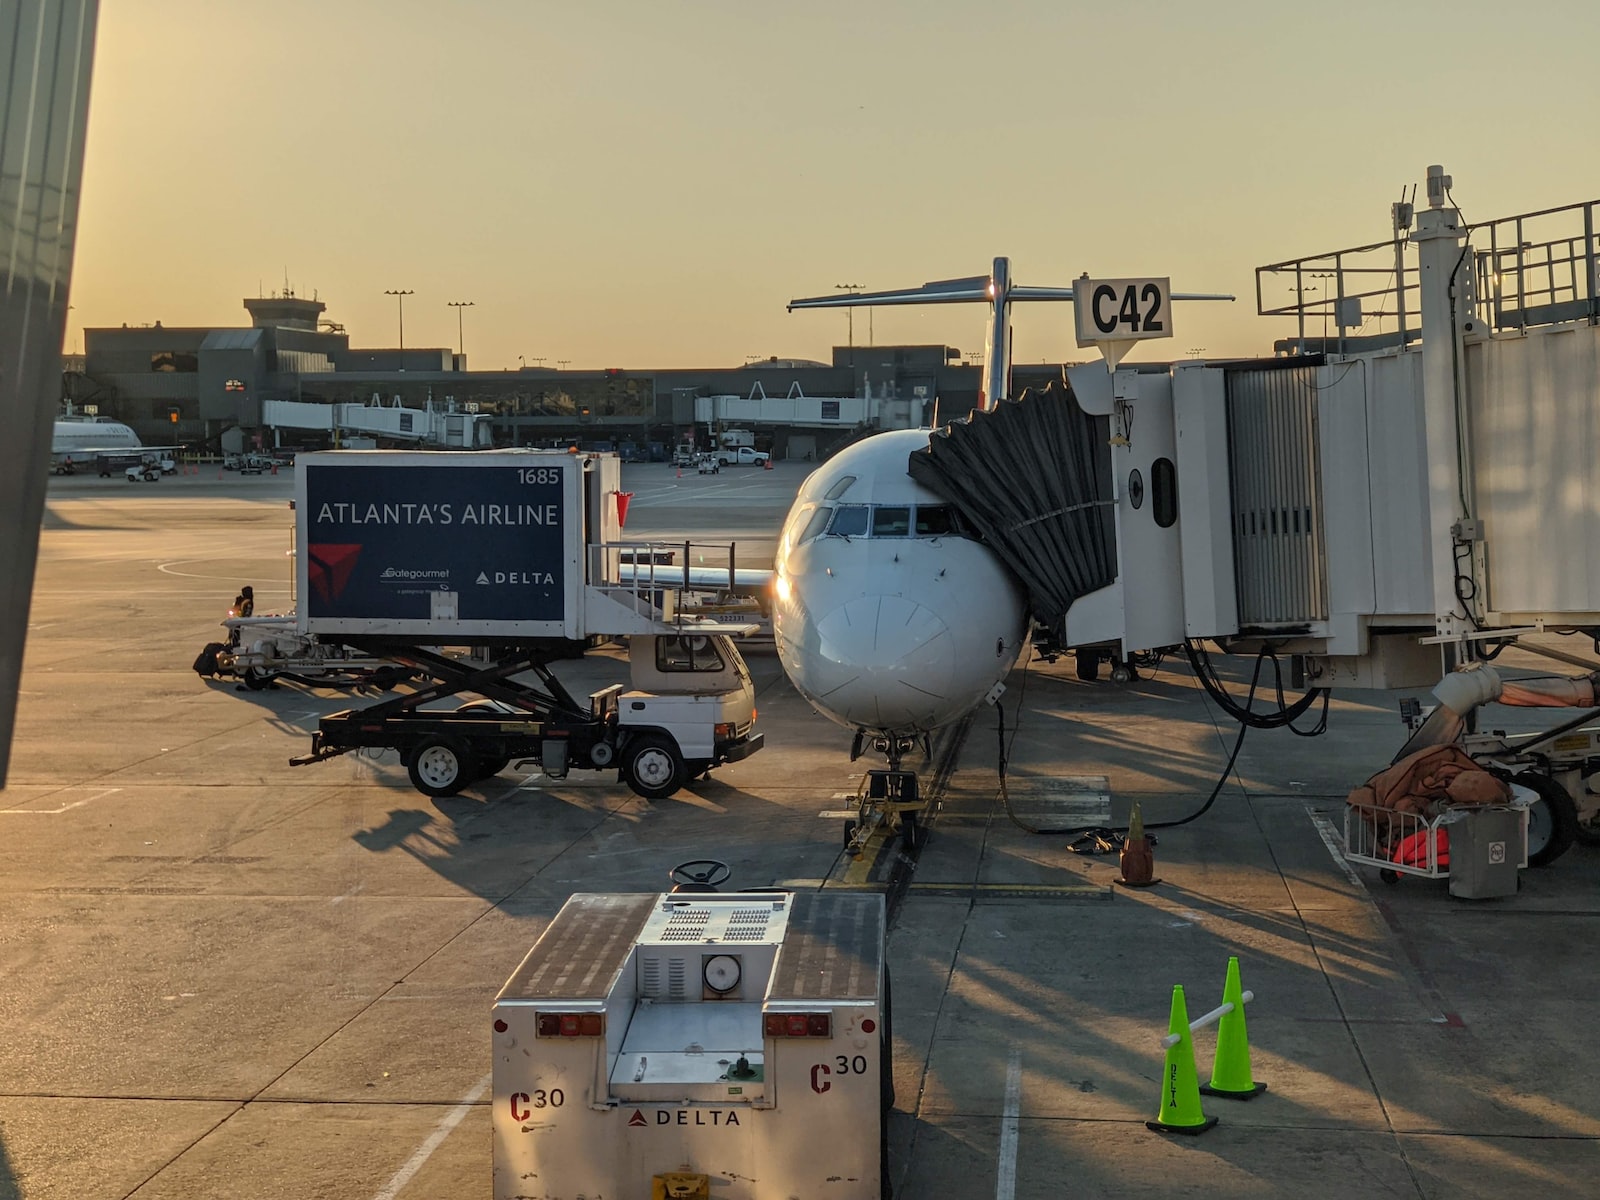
1118,801,1160,887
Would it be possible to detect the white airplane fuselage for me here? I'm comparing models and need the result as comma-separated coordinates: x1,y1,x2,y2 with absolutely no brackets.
772,428,1028,737
51,417,140,459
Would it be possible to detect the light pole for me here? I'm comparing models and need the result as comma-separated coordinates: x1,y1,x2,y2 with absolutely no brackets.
557,359,571,370
384,289,413,352
1290,283,1317,353
446,300,474,358
1309,271,1337,345
835,283,863,362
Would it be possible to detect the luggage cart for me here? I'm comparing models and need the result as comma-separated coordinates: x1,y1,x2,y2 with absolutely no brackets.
1343,796,1531,885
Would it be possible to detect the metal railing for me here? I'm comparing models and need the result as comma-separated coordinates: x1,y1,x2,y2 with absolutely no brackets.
586,539,755,628
1257,196,1600,355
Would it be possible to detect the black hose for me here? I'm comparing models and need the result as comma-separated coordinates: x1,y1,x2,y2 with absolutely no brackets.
996,661,1257,846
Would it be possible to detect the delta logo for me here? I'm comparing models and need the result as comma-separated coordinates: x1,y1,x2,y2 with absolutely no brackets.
625,1108,740,1127
307,544,362,603
475,569,557,586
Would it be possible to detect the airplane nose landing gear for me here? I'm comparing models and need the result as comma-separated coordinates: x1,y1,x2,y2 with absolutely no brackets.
838,755,928,857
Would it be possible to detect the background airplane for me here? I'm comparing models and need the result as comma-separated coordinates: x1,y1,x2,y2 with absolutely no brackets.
52,409,179,475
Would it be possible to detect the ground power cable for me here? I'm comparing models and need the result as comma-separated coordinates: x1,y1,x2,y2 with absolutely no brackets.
996,644,1328,852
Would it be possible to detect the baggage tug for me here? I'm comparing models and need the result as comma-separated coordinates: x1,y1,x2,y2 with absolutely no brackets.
493,870,889,1199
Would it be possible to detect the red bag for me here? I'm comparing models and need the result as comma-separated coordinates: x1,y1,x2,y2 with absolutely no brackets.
1391,826,1450,870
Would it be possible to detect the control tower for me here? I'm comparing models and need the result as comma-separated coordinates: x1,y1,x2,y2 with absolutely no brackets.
243,291,325,331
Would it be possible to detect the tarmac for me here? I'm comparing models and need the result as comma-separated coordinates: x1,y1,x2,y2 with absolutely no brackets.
2,461,1597,1198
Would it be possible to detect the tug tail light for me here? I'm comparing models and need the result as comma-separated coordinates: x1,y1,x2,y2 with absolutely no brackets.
764,1012,831,1038
535,1011,606,1037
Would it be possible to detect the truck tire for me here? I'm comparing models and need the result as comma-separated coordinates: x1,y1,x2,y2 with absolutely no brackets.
623,734,686,800
1518,771,1578,867
408,736,476,798
475,756,510,780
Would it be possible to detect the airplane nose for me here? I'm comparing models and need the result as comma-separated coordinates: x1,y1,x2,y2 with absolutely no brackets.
794,595,956,731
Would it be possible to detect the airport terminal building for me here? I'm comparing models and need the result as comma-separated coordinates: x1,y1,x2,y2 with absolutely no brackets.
73,293,1042,460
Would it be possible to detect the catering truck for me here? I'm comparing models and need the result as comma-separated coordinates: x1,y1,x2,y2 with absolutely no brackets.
285,449,763,799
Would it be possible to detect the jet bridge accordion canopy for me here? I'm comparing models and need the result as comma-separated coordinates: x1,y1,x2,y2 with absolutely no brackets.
907,380,1117,626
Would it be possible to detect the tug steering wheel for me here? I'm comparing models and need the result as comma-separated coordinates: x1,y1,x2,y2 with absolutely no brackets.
669,859,731,893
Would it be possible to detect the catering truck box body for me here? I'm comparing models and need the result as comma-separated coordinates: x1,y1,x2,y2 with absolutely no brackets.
295,450,606,642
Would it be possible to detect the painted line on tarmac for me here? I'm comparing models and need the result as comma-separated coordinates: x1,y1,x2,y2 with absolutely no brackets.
995,1050,1022,1200
1306,806,1366,889
908,882,1112,901
370,1071,490,1200
0,786,121,815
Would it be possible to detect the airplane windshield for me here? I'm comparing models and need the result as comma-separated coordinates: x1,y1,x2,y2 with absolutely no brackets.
872,507,911,537
827,506,870,537
822,504,972,540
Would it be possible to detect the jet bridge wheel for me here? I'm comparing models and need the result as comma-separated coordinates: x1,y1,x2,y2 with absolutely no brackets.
623,734,686,800
407,736,476,798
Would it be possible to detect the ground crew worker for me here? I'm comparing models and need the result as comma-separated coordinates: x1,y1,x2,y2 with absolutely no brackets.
228,586,254,647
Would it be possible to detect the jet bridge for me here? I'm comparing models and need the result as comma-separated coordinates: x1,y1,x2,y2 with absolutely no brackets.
920,167,1600,693
1083,167,1600,689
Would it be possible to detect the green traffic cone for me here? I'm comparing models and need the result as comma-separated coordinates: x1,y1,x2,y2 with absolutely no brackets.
1200,957,1267,1100
1146,985,1217,1134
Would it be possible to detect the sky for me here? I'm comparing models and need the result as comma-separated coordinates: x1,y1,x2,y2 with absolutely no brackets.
68,0,1600,373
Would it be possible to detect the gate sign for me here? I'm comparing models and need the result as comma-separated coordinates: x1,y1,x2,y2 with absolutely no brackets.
1073,276,1173,369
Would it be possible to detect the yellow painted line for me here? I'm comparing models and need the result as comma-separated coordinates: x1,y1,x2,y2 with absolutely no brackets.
844,851,883,889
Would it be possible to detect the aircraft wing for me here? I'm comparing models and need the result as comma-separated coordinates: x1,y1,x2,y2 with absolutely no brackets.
789,276,992,310
1011,286,1237,303
618,564,773,595
791,282,1235,309
53,444,145,457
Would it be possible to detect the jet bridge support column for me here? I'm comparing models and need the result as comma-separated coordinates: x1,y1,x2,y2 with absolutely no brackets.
1413,164,1474,666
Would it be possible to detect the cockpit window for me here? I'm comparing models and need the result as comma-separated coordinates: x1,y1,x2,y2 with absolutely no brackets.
657,635,726,673
801,506,833,542
823,475,857,501
872,506,911,537
827,505,870,537
779,503,815,554
915,505,955,536
821,503,975,539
